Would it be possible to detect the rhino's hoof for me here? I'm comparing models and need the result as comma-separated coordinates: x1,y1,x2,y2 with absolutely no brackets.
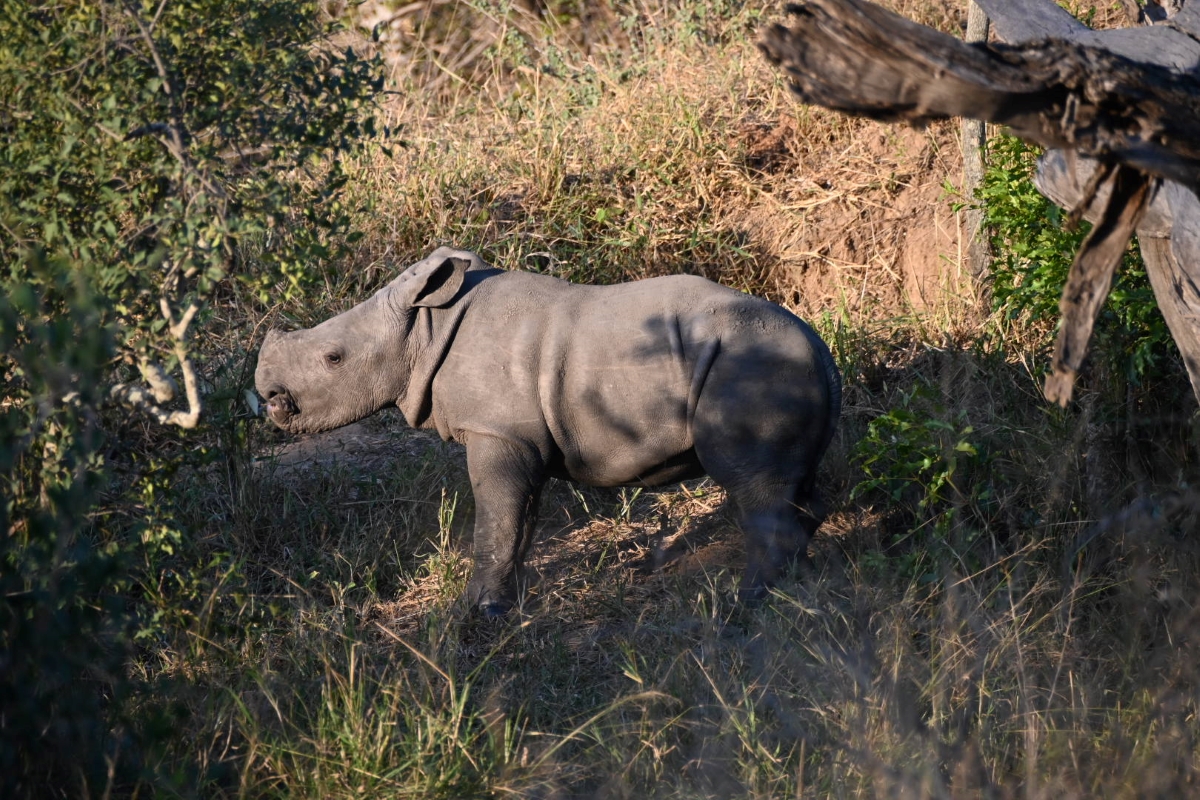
476,601,512,620
738,584,769,606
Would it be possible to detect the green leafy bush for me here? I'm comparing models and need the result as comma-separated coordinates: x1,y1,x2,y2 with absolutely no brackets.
1,0,382,421
851,385,988,581
979,134,1173,383
0,256,133,793
0,1,383,793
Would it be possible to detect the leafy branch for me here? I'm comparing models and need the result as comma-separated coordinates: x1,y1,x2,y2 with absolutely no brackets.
1,0,384,429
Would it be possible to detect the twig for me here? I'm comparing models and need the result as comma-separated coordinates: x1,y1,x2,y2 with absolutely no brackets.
110,298,203,428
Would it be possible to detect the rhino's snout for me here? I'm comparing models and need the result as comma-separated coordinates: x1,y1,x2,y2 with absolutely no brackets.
261,384,298,427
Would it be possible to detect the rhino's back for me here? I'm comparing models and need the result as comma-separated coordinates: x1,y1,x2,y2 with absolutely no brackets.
435,270,829,486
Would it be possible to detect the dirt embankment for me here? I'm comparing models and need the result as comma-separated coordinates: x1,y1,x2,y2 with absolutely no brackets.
730,116,971,319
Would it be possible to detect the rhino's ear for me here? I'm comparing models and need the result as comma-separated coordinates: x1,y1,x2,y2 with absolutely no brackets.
408,256,469,308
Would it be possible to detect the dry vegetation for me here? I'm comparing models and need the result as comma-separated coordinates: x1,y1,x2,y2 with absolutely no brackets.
122,0,1200,796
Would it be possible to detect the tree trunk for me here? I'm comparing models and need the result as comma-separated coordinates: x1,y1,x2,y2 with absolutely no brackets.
962,2,991,286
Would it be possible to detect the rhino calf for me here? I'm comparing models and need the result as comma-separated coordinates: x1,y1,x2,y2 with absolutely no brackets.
256,247,842,616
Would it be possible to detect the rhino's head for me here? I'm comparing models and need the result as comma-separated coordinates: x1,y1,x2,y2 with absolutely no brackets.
254,248,480,434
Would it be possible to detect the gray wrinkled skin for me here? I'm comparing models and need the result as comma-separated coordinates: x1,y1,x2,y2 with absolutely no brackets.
256,247,842,616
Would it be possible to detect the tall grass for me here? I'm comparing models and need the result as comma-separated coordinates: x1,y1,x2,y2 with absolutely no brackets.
29,0,1200,796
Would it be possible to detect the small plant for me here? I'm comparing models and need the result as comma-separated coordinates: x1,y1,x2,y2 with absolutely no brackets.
852,385,986,580
616,487,644,525
419,488,470,604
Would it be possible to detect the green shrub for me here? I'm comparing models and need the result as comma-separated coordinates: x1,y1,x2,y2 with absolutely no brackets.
979,134,1173,383
0,1,383,793
851,383,990,581
0,256,133,794
1,0,382,413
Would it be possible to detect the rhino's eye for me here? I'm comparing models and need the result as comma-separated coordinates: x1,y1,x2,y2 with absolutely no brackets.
325,352,342,365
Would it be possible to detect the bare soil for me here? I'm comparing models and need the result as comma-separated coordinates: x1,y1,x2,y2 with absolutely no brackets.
730,117,971,318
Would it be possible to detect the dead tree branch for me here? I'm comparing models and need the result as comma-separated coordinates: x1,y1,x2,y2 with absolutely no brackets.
759,0,1200,191
759,0,1200,405
109,297,203,429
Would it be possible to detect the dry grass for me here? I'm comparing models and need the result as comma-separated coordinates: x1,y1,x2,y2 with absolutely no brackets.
106,1,1200,797
313,0,975,327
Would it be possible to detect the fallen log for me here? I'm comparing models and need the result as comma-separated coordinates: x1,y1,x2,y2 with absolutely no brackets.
759,0,1200,405
974,0,1200,72
979,0,1200,406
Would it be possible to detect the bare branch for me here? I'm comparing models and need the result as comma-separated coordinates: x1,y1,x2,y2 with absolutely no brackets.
125,121,175,140
111,297,203,429
121,0,184,156
759,0,1200,191
169,300,199,340
139,361,178,403
119,1,226,202
962,2,992,285
1044,166,1157,406
110,377,200,428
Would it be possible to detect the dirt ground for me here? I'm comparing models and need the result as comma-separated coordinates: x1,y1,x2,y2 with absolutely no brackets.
730,117,972,318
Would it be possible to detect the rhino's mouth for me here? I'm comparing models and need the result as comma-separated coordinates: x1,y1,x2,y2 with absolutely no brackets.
264,392,299,428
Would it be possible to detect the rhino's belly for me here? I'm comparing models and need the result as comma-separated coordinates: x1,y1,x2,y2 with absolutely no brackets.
549,446,705,488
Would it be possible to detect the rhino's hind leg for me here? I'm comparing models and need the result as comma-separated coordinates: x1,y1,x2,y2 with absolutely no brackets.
694,427,825,601
731,490,813,603
463,435,546,618
789,475,827,566
693,427,826,601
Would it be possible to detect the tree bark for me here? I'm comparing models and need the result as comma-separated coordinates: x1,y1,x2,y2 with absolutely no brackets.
982,0,1200,405
963,2,991,286
758,0,1200,191
973,0,1200,71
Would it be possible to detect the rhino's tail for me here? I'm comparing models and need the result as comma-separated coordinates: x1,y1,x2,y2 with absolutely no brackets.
813,330,843,460
795,328,841,530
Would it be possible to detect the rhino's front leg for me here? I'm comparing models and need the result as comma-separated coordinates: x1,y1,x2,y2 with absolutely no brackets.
463,434,546,617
